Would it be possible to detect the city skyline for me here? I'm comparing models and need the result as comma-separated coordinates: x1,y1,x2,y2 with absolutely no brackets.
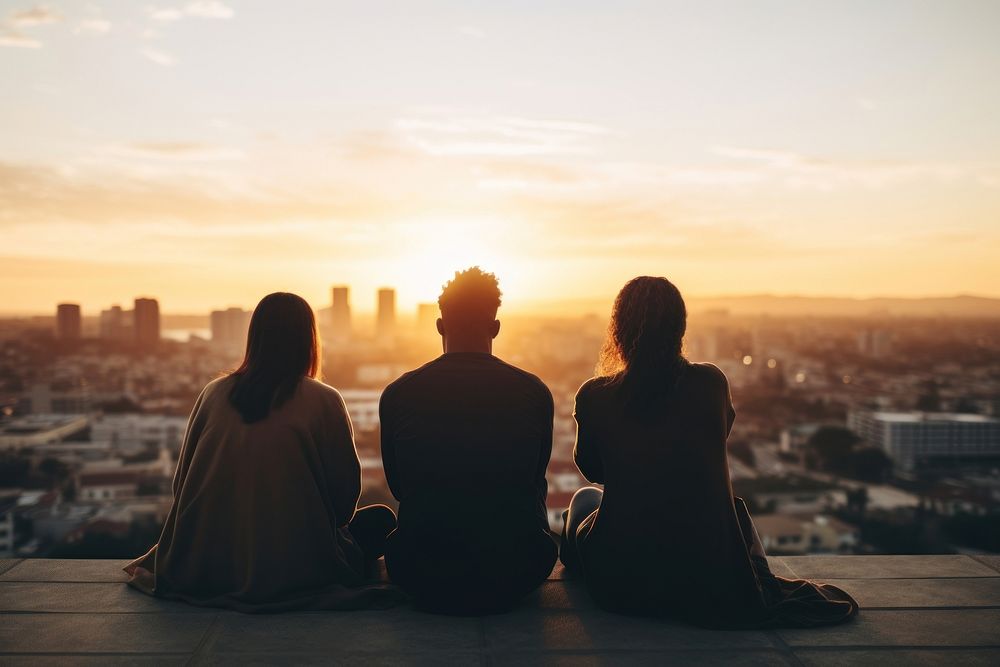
3,1,1000,313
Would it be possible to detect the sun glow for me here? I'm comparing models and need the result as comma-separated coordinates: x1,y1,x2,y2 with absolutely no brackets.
391,217,528,309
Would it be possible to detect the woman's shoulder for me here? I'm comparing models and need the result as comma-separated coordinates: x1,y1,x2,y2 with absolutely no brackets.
685,361,729,384
198,375,233,403
300,377,349,410
574,375,620,408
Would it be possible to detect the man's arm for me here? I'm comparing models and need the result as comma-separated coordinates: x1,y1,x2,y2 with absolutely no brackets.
379,385,402,500
536,385,555,510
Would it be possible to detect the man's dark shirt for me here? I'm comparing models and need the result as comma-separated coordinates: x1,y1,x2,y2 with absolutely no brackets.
379,352,556,610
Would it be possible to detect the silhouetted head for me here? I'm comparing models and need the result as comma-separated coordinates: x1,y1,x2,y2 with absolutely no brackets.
436,267,502,354
597,276,687,416
228,292,320,423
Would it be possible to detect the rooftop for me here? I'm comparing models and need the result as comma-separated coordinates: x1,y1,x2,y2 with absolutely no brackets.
1,555,999,664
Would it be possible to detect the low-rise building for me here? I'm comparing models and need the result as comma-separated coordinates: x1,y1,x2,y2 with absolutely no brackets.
0,414,91,451
848,411,1000,474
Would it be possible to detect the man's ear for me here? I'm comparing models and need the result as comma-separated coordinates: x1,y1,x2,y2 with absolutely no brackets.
436,318,445,336
490,319,501,339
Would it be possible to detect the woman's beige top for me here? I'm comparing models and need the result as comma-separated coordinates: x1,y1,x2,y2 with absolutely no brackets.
124,375,402,611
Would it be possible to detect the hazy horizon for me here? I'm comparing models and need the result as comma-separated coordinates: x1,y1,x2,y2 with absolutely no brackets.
4,291,1000,319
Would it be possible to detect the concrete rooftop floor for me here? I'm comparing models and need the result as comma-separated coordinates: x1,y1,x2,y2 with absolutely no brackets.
1,555,999,665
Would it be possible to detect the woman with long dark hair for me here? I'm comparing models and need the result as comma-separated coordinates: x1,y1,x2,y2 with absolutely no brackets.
125,293,401,611
561,276,858,628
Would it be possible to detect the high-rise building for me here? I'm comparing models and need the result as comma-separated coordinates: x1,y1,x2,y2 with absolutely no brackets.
330,286,352,341
133,298,161,350
55,303,82,340
99,305,133,342
376,288,396,342
210,307,251,348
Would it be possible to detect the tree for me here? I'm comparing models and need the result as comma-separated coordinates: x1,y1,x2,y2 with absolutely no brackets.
806,426,861,473
850,447,892,483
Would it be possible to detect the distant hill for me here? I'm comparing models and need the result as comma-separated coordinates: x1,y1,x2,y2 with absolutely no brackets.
515,294,1000,318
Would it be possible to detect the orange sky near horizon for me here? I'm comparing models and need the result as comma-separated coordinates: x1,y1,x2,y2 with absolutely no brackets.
2,1,1000,315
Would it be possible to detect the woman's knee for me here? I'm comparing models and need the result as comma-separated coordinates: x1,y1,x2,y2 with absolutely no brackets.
569,486,603,515
356,504,397,532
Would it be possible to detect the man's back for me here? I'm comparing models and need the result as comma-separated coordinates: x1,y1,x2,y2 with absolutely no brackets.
379,352,557,613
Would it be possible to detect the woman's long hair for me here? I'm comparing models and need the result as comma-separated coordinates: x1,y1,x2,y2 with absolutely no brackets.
228,292,321,423
596,276,687,417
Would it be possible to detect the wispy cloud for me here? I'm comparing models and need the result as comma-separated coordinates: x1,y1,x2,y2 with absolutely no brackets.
713,146,968,189
395,111,612,157
75,18,111,34
1,5,60,48
149,2,234,22
108,142,245,161
141,47,176,66
0,30,41,48
9,6,60,27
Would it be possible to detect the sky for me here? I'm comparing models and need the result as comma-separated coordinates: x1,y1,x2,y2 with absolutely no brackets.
2,0,1000,315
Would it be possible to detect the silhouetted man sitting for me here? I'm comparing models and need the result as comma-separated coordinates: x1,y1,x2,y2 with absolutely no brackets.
380,267,557,614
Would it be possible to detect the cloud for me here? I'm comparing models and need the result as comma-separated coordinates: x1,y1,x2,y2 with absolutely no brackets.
141,47,176,66
395,111,611,158
149,2,234,22
0,30,41,48
9,6,60,27
108,142,245,161
75,18,111,34
0,160,422,229
1,5,60,47
713,146,969,190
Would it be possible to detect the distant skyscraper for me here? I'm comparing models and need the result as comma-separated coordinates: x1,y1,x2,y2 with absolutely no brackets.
210,307,251,348
376,288,396,342
416,303,438,331
99,305,133,341
133,298,161,350
56,303,82,340
330,286,352,341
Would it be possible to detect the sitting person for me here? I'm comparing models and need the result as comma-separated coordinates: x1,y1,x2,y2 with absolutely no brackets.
380,267,557,614
125,292,402,612
561,276,859,628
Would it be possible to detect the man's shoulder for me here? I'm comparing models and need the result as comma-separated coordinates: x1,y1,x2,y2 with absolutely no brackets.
381,358,441,401
490,356,552,401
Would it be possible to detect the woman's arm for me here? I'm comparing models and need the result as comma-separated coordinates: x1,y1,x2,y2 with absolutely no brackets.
573,383,606,484
171,382,213,498
325,389,362,527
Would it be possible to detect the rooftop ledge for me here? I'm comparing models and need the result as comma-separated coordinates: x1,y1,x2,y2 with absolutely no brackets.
1,556,999,665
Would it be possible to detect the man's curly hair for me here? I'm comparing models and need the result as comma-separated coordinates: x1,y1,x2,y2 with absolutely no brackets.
438,267,502,326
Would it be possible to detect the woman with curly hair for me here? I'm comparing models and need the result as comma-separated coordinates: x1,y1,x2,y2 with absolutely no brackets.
561,276,858,629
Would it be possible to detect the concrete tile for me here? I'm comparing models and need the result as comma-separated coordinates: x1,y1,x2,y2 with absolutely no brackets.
0,582,212,613
972,555,1000,575
0,558,130,582
482,609,775,652
523,581,596,611
0,558,22,576
0,612,212,653
491,649,795,666
0,657,189,666
781,555,997,579
208,610,481,654
794,648,1000,666
768,557,798,578
778,609,1000,647
192,652,481,666
823,577,1000,609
